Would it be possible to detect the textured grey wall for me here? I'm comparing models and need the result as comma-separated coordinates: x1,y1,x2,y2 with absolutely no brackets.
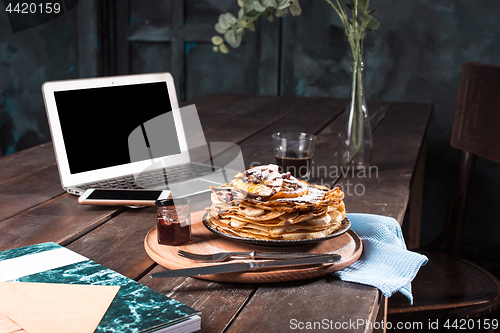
0,1,499,262
0,8,78,155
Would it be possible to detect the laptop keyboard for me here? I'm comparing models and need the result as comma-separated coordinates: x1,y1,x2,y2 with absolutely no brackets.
78,163,217,191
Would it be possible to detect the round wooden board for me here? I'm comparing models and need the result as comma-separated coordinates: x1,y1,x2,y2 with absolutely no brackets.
144,220,362,283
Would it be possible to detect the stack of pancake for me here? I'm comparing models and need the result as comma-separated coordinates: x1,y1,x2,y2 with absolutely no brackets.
205,165,346,240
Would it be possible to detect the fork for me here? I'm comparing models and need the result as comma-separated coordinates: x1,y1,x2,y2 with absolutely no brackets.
177,249,338,262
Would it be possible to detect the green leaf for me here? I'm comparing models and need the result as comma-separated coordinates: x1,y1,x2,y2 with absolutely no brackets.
211,36,224,45
234,34,243,47
219,43,229,54
275,0,291,10
215,23,227,34
225,29,242,48
245,1,267,13
260,0,277,8
359,14,370,26
224,13,237,25
224,29,237,45
366,8,376,14
213,46,219,52
365,16,380,30
218,14,230,30
265,8,275,22
238,0,245,7
360,14,379,30
247,20,256,31
357,0,369,13
289,0,301,16
235,27,245,35
236,17,247,28
275,8,290,17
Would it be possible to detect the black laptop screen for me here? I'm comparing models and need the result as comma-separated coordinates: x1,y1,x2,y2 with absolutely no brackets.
54,82,181,174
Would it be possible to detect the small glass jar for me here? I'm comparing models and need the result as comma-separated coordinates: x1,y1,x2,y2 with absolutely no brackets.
155,198,192,246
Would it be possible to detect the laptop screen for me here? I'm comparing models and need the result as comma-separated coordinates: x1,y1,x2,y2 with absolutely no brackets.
54,82,181,174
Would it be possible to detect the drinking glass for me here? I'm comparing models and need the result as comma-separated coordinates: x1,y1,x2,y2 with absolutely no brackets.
272,132,316,180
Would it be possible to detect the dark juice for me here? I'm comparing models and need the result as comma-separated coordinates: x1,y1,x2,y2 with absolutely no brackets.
157,213,191,246
275,152,312,179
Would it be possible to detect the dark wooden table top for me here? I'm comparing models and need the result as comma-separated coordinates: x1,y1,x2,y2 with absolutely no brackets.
0,94,432,333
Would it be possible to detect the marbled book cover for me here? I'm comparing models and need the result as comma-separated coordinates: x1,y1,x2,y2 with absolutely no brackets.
0,242,200,333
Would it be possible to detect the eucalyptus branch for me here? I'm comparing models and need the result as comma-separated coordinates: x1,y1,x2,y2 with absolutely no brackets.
211,0,379,63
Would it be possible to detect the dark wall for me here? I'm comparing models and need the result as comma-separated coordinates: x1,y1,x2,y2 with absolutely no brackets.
0,6,78,155
1,1,499,260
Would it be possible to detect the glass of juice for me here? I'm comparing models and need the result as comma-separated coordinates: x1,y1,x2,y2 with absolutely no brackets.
272,132,316,180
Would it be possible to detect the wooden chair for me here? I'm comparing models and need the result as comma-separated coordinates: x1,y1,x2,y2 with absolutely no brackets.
388,62,500,322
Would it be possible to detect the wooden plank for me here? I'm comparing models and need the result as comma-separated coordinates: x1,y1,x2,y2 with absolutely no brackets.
225,276,380,333
336,102,432,223
187,94,277,133
407,141,426,249
0,142,56,183
0,164,64,222
66,206,157,280
0,194,123,251
139,265,256,333
373,296,387,333
236,97,346,168
0,142,67,221
305,100,393,187
202,96,311,144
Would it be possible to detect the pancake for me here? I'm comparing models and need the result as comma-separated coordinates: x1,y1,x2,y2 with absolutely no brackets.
205,164,347,241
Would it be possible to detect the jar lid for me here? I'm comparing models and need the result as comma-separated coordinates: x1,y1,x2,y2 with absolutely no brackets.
155,198,190,206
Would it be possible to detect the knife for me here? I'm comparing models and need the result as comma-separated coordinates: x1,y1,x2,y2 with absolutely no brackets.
150,254,341,278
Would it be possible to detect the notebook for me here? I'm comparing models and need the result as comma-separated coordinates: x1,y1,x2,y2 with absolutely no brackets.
0,242,201,333
41,72,236,198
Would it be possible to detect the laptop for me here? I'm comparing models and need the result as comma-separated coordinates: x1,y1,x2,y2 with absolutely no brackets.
42,72,240,198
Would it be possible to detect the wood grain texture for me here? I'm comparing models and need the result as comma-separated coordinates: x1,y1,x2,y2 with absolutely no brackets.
0,164,64,222
308,100,393,187
0,142,56,182
451,62,500,163
0,94,433,333
337,102,432,223
236,97,346,168
225,275,380,333
66,206,158,280
144,223,362,283
389,251,500,313
139,265,256,333
0,194,123,251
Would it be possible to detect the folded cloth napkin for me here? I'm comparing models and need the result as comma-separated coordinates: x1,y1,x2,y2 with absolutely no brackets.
333,213,428,304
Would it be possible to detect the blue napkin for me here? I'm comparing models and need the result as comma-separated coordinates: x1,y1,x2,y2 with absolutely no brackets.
333,213,428,304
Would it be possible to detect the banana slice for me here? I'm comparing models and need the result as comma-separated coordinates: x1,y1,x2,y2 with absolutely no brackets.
232,165,283,200
239,205,265,217
305,213,332,226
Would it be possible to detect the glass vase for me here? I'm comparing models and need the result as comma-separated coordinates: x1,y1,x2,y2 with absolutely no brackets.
338,61,373,171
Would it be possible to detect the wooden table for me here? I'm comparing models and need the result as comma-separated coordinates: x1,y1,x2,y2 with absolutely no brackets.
0,94,431,333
